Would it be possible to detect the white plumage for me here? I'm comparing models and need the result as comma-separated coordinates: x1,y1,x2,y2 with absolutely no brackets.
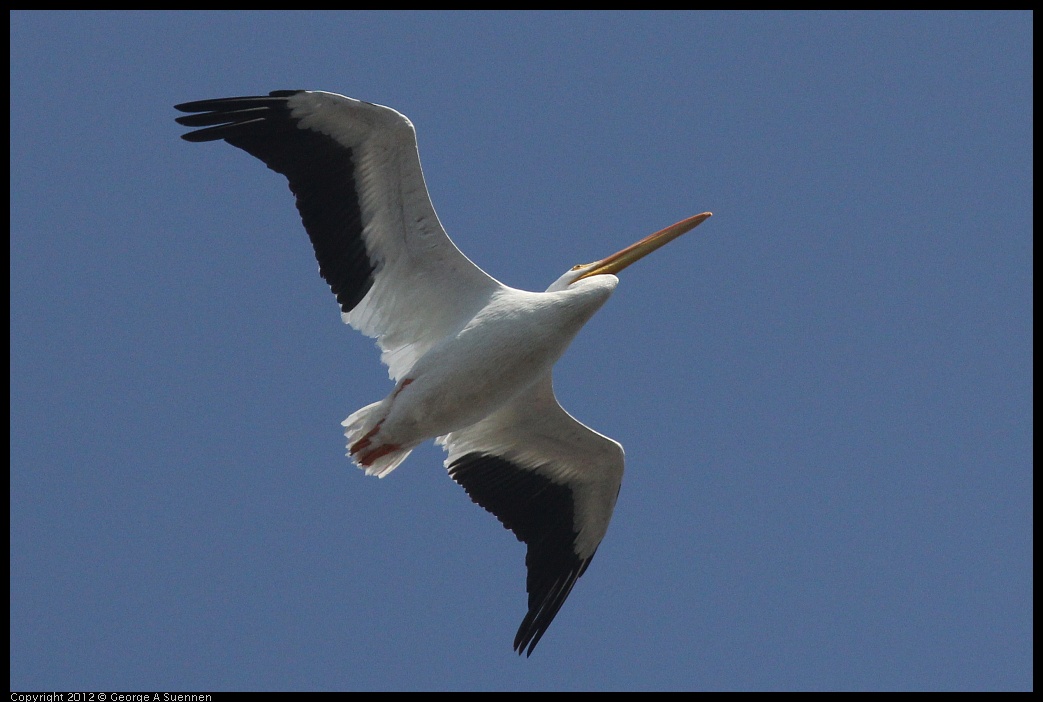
175,90,710,655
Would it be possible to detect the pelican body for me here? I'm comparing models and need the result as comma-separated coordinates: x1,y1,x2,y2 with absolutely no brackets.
174,90,711,655
346,277,616,476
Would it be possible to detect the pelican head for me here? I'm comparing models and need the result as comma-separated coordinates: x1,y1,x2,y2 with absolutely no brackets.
546,212,712,292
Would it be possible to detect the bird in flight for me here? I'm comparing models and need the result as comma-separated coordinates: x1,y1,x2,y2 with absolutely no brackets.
174,90,711,655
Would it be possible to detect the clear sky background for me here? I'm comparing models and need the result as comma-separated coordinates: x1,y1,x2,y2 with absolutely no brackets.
10,11,1032,692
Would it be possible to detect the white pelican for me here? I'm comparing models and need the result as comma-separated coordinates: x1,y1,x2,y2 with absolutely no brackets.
174,90,711,656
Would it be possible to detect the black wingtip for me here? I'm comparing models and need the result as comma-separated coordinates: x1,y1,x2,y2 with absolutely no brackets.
174,90,306,114
173,92,308,143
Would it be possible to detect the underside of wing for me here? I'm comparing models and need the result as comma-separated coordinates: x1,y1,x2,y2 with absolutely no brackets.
441,375,625,655
175,90,504,379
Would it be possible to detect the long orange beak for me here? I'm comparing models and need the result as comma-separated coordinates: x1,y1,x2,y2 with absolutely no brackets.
574,212,712,281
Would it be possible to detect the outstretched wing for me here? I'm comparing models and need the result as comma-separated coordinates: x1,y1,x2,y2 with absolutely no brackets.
175,90,504,379
440,374,625,656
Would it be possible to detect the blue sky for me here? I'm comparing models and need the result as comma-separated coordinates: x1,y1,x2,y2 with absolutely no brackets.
10,11,1032,691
